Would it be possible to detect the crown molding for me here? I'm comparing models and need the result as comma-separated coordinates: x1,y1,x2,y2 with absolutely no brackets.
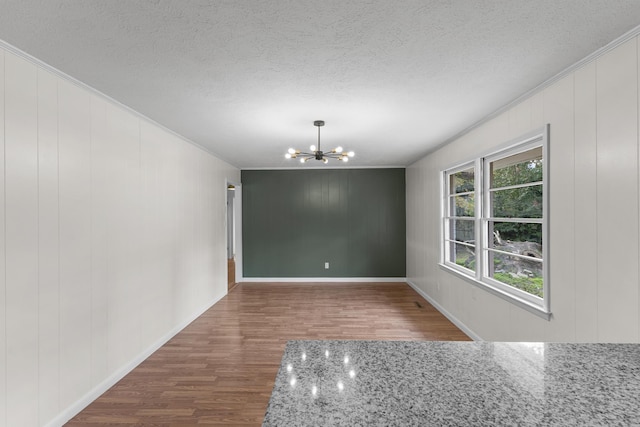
412,23,640,165
0,38,234,165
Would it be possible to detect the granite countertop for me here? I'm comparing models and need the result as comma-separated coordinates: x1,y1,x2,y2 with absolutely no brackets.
262,340,640,426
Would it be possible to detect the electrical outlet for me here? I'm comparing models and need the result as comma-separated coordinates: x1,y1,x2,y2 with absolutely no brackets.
325,262,329,269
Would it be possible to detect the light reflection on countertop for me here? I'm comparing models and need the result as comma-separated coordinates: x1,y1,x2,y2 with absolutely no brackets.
263,340,640,426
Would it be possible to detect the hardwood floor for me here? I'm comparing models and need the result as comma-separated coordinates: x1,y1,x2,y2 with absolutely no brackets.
68,282,470,426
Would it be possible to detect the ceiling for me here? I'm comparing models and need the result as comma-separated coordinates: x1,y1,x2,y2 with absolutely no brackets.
1,1,639,169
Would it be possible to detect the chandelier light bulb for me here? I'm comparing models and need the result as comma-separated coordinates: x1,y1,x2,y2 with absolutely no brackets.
323,158,328,164
310,144,317,152
342,157,349,162
347,151,355,157
285,153,291,159
288,148,296,154
335,146,343,153
300,158,306,163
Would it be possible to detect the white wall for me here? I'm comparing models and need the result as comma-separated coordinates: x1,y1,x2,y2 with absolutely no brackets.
0,46,240,426
407,35,640,343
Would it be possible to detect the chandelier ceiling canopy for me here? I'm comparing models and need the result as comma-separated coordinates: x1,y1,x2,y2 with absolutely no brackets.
285,120,355,164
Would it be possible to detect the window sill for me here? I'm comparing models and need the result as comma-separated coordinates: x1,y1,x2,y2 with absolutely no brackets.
438,263,552,321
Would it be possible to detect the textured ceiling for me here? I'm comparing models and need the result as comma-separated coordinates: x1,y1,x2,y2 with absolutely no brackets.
1,1,639,169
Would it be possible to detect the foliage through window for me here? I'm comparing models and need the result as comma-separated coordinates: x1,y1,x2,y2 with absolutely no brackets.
442,127,549,314
443,166,476,272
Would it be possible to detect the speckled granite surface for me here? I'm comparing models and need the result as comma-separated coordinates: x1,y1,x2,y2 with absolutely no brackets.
262,340,640,426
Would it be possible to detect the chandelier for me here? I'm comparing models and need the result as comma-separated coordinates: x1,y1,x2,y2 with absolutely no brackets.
285,120,355,164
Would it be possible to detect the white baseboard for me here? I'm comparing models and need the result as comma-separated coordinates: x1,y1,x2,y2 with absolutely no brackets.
45,292,226,427
406,280,482,341
241,277,407,283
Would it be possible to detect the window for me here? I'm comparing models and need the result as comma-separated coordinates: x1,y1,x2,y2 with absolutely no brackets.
441,126,549,315
443,164,477,273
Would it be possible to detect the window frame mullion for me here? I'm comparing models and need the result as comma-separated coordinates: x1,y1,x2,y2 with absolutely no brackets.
475,157,483,282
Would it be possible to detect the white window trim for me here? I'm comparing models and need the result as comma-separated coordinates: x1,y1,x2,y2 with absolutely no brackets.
439,125,550,320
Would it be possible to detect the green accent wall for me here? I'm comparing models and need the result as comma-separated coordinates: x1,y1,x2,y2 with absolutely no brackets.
242,168,406,277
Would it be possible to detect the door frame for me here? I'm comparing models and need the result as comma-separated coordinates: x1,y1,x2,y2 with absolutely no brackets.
226,180,242,287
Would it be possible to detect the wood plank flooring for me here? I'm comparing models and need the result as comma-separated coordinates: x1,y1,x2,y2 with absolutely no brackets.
67,282,470,426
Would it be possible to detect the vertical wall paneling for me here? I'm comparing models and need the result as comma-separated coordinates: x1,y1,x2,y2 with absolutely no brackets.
409,164,423,289
58,79,93,408
638,35,640,340
90,95,108,386
509,99,532,136
162,135,178,332
139,122,170,347
106,104,142,371
426,162,439,291
405,167,415,286
4,52,39,427
180,144,195,316
172,142,188,319
242,169,406,278
544,77,576,341
175,143,187,314
105,103,124,372
530,91,544,128
474,290,511,341
193,147,206,307
573,62,599,341
37,67,60,423
0,48,6,427
139,122,157,348
508,304,547,342
595,39,639,342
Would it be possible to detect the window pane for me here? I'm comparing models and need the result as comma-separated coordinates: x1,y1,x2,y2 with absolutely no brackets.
450,193,474,217
448,241,476,272
450,168,474,194
487,251,543,298
489,221,542,249
491,184,542,218
449,219,475,243
490,147,542,189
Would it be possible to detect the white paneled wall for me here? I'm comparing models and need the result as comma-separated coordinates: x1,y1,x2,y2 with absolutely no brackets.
0,48,6,427
407,36,640,343
0,47,240,427
37,67,61,424
5,52,39,427
573,61,598,342
596,40,639,341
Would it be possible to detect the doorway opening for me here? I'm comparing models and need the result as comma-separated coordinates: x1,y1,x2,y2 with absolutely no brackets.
227,183,240,291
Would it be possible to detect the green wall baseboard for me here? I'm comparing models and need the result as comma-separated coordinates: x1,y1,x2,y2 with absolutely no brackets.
241,277,408,283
